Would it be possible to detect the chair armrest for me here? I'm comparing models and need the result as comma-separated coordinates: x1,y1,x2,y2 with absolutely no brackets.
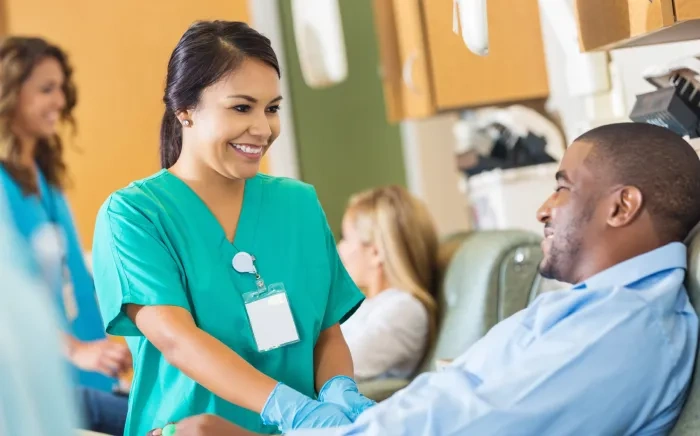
358,378,411,402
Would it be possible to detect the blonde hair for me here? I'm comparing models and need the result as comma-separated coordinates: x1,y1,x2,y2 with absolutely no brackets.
0,37,76,194
345,185,440,349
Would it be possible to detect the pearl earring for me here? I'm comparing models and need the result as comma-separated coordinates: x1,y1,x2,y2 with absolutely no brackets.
183,120,192,127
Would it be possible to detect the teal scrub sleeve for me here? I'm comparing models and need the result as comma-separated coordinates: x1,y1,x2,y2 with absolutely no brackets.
314,192,364,331
92,195,191,337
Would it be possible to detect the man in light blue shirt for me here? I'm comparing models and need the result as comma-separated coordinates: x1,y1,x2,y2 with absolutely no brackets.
0,193,80,436
151,122,700,436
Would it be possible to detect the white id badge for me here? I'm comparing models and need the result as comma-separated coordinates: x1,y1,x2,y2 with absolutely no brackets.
62,264,79,323
243,283,300,352
31,223,65,291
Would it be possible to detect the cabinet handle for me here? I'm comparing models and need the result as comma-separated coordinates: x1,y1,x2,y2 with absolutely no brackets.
402,51,420,94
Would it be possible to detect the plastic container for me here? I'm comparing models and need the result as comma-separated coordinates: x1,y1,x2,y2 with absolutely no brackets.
466,163,558,235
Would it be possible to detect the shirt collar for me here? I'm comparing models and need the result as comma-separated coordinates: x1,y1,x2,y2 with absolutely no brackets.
573,242,687,290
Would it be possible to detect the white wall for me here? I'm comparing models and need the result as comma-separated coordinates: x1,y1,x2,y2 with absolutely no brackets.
401,115,473,237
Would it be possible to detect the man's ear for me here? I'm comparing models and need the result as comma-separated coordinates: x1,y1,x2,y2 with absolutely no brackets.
607,186,644,228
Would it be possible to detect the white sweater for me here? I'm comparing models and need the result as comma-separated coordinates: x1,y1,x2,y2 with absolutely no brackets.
341,289,429,381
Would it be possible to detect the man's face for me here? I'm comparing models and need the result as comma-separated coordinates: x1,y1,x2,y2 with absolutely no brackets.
537,140,604,284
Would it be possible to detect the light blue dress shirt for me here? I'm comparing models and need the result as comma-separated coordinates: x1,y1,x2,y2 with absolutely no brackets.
292,242,697,435
0,194,79,436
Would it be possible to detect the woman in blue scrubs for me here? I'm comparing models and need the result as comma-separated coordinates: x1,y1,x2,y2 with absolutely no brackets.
0,36,131,435
92,21,371,436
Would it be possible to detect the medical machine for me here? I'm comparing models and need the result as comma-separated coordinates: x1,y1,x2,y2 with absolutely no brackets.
630,56,700,138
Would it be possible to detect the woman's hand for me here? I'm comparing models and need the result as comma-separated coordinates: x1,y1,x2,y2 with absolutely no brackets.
67,337,132,377
147,415,259,436
261,383,352,432
318,376,376,421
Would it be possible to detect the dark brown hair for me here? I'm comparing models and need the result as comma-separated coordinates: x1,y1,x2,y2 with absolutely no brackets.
0,36,77,194
160,21,280,168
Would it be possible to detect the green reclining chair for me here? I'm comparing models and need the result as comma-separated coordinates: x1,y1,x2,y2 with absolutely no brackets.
671,233,700,435
359,229,544,401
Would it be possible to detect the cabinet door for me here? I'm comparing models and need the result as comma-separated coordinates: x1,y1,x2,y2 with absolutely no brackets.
576,0,675,51
373,0,435,122
575,0,700,51
0,0,6,35
421,0,549,110
676,0,700,21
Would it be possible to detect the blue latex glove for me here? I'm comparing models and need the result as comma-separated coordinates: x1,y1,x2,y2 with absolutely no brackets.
318,376,377,421
261,383,352,433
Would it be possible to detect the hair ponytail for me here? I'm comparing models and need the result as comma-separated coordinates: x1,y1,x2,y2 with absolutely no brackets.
159,109,182,169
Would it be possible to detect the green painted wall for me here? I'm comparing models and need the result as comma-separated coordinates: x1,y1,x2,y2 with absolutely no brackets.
278,0,406,236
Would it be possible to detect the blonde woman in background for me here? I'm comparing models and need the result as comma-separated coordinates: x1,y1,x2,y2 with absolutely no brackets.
337,185,439,381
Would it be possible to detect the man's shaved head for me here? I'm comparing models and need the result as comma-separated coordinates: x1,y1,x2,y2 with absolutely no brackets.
578,123,700,242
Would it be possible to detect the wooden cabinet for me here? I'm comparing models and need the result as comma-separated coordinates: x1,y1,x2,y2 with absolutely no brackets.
373,0,435,121
373,0,549,122
0,0,6,35
576,0,700,51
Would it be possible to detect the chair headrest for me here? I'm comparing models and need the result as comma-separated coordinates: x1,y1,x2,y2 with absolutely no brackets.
668,230,700,435
420,230,542,372
685,232,700,312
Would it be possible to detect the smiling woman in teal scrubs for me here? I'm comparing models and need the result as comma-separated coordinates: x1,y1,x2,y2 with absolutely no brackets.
91,21,371,436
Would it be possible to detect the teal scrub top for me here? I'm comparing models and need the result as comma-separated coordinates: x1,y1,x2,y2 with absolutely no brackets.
0,165,114,392
92,170,364,436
